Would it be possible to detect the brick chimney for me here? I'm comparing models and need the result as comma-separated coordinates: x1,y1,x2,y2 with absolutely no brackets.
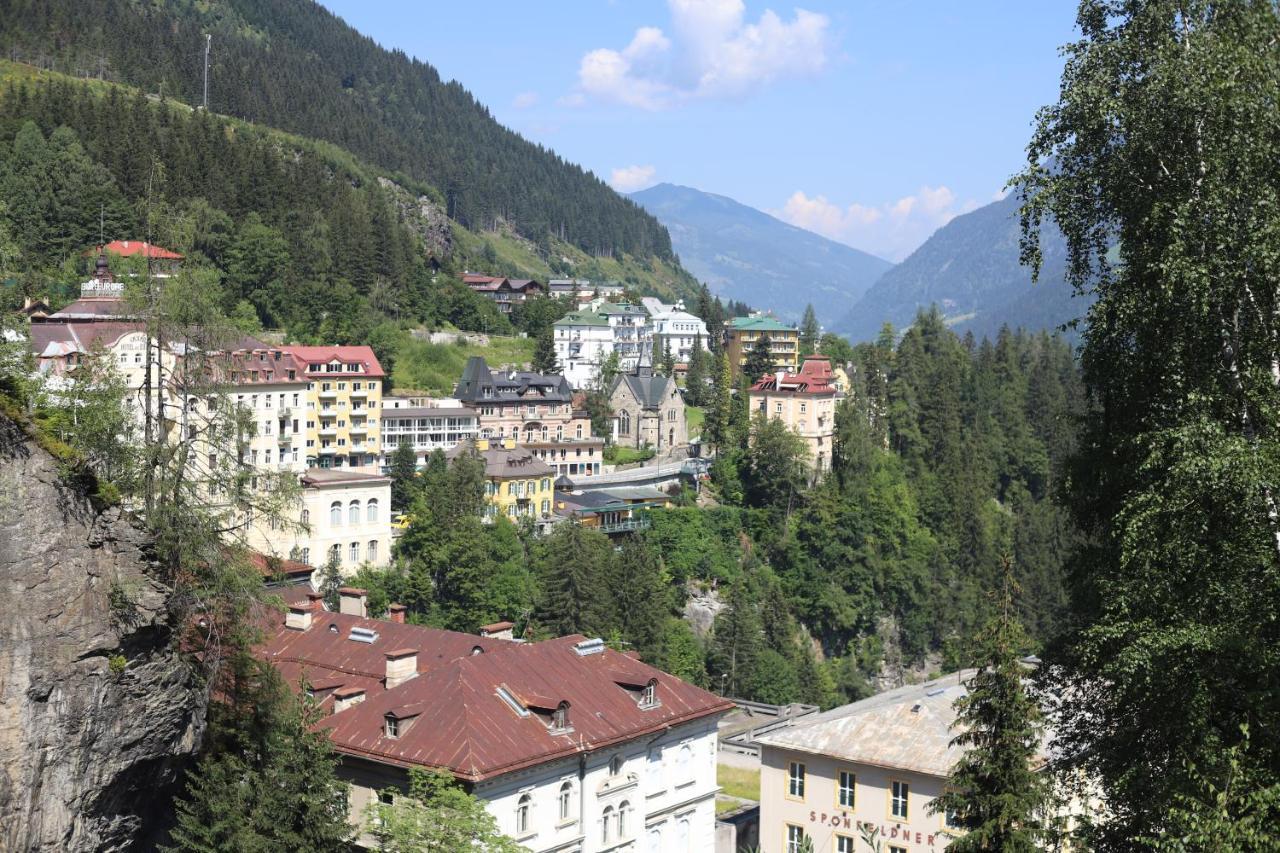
387,603,407,624
478,621,515,641
338,587,367,618
385,648,418,689
306,592,326,611
333,686,366,713
285,603,313,631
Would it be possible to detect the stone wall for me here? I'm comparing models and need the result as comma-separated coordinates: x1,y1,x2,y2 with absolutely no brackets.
0,415,205,852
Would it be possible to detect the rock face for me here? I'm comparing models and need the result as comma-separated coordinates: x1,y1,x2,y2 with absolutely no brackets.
378,176,453,259
0,415,205,852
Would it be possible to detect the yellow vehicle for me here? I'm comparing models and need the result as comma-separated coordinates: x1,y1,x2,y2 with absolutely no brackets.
391,513,413,530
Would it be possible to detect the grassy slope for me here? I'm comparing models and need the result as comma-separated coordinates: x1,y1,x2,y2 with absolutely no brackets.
391,335,537,396
0,60,703,304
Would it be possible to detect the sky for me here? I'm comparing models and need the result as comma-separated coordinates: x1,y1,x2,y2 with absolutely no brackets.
319,1,1079,262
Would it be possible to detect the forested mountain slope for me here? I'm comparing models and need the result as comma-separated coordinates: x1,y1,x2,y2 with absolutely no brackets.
0,0,671,262
835,192,1084,342
631,183,892,326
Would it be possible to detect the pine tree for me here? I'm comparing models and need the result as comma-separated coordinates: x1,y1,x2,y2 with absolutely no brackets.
743,334,775,384
685,335,707,407
659,339,675,378
317,551,343,611
535,523,616,636
612,536,670,658
365,768,523,853
929,564,1049,852
532,325,558,374
799,304,820,355
388,441,418,512
709,580,761,697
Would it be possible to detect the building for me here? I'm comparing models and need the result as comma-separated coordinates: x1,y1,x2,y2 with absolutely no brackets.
548,278,625,302
463,273,545,314
378,403,480,468
755,671,1086,853
227,345,311,473
99,239,184,275
553,485,672,536
747,356,839,474
447,437,558,523
281,345,385,471
246,468,393,572
258,590,732,852
641,298,708,365
553,309,614,389
608,362,688,453
454,356,588,443
724,315,800,382
524,435,606,479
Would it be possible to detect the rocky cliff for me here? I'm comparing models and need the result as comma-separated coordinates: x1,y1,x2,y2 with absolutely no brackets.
0,415,205,852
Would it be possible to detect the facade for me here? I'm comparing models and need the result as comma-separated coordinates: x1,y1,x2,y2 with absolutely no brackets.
554,310,614,389
379,404,480,468
228,347,311,474
246,469,393,573
747,356,839,474
281,345,385,471
447,437,558,522
524,436,606,479
641,298,708,365
454,356,587,443
258,591,731,852
608,363,688,453
724,315,800,382
554,486,673,536
463,273,545,314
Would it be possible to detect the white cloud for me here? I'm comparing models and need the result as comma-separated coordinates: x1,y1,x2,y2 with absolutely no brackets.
573,0,831,110
777,185,975,261
610,164,658,193
512,91,540,109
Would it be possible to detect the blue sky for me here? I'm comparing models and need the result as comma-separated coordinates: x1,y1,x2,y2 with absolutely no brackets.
320,1,1078,261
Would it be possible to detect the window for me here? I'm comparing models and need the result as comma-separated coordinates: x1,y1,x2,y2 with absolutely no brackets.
516,793,531,835
348,500,360,525
558,781,573,822
367,540,378,562
889,848,908,853
786,825,806,853
601,806,614,844
677,743,693,785
788,761,806,799
620,410,631,435
328,544,340,564
301,509,310,526
618,800,631,837
945,803,961,829
366,498,379,523
639,680,658,709
891,780,909,819
329,501,341,526
552,702,570,731
800,402,807,413
300,547,310,565
838,770,856,808
348,541,359,562
837,837,856,853
384,715,399,738
379,791,395,806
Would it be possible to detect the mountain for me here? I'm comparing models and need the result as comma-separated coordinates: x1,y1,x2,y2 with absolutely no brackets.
834,192,1084,341
630,183,893,325
0,0,674,264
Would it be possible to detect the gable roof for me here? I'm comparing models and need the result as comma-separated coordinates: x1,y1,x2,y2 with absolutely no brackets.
610,368,676,411
101,240,183,260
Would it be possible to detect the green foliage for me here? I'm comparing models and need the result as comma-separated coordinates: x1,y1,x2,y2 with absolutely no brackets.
684,334,709,406
1017,2,1280,844
534,522,617,637
531,326,558,375
603,444,655,465
166,654,351,852
799,304,820,356
107,653,127,676
743,334,775,384
392,334,535,396
741,412,811,516
365,768,525,853
317,552,343,613
388,441,418,512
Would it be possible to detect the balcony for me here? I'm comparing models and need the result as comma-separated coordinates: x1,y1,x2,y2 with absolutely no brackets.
598,516,650,535
350,387,368,398
349,421,368,434
276,433,292,445
318,423,338,436
317,387,338,399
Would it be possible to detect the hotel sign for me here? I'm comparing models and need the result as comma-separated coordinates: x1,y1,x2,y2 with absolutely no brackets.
82,279,124,297
808,810,941,849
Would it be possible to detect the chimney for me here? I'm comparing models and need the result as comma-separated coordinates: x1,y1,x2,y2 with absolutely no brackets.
333,686,366,713
385,649,418,689
338,587,368,618
478,621,515,641
306,592,326,611
285,603,313,631
387,603,407,623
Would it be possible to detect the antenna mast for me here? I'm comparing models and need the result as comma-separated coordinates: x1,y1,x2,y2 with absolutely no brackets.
202,34,211,110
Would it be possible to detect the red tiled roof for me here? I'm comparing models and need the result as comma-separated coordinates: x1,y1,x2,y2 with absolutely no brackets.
280,345,385,378
100,240,184,260
257,609,731,782
748,355,837,394
248,551,314,577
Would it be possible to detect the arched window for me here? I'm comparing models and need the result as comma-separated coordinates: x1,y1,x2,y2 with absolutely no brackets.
366,498,378,523
348,541,359,563
619,410,631,435
348,500,360,525
367,540,378,562
558,781,572,821
601,806,614,844
618,800,632,837
516,793,531,835
678,744,692,782
329,501,341,526
647,826,662,853
300,508,310,526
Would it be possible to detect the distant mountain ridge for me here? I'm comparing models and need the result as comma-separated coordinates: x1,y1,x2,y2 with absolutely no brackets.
630,183,893,325
834,192,1084,342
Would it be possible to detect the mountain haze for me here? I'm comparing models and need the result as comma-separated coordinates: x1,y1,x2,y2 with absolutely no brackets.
834,192,1083,341
631,183,893,324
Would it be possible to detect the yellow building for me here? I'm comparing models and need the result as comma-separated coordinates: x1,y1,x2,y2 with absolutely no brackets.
283,346,385,471
724,315,800,382
447,437,557,523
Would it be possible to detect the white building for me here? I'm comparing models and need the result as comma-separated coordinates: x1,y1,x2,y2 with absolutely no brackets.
553,301,654,389
641,298,708,365
261,591,732,852
379,401,480,468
